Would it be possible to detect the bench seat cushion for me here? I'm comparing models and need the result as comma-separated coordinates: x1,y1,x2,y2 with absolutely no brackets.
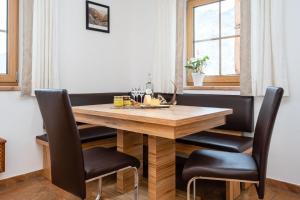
177,131,253,153
36,126,116,144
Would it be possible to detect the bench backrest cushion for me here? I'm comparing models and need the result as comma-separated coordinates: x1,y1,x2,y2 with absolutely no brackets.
176,94,254,132
68,92,254,132
69,93,127,106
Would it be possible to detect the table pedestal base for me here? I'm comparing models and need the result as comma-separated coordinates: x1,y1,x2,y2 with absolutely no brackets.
148,136,176,200
117,130,143,193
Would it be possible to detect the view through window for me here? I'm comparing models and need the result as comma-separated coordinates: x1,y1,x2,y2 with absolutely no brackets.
192,0,240,76
0,0,7,74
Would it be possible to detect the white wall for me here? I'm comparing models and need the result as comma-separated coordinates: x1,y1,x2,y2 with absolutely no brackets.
262,0,300,185
0,0,156,180
58,0,155,93
1,0,300,187
0,93,43,179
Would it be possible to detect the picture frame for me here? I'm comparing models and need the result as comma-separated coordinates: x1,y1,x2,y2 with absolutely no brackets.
86,1,110,33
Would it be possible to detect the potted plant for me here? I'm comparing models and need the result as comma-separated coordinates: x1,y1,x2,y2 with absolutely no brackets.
185,56,209,86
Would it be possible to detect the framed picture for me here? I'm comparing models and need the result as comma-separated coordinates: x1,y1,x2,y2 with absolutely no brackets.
86,1,110,33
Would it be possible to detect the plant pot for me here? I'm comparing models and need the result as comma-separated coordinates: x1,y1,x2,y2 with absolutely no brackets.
192,72,205,86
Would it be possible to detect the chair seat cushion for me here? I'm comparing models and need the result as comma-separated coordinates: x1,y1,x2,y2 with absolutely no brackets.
182,149,258,182
36,126,116,144
83,147,140,180
177,131,253,153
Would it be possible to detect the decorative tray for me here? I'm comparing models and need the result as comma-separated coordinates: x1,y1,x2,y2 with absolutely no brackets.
112,104,171,109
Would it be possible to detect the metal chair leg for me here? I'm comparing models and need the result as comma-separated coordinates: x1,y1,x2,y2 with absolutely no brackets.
187,178,193,200
193,179,196,200
133,167,139,200
187,178,200,200
95,178,102,200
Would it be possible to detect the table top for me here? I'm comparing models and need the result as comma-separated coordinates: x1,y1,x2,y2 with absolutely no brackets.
73,104,232,127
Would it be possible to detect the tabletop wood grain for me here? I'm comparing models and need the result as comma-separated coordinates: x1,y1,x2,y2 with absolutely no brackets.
73,104,232,127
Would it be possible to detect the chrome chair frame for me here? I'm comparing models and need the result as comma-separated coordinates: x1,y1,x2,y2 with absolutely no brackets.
85,166,139,200
186,176,259,200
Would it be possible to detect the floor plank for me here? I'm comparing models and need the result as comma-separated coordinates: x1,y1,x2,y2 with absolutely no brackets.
0,175,299,200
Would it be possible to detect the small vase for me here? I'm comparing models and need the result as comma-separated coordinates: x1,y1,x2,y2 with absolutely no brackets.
192,72,205,86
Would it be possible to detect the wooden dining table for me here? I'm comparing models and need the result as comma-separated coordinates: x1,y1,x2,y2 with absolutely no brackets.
73,104,232,200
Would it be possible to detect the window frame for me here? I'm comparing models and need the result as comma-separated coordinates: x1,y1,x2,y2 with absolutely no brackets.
186,0,240,87
0,0,19,86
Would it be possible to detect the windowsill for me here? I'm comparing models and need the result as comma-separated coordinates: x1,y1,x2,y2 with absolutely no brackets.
184,86,240,91
0,86,20,91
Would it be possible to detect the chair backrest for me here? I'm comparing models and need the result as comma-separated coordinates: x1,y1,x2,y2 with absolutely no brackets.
35,89,86,199
252,87,284,197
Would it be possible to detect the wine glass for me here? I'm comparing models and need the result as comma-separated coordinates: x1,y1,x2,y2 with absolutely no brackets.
139,88,145,103
131,88,138,101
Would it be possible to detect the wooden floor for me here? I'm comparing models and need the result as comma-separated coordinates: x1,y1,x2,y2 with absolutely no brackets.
0,174,300,200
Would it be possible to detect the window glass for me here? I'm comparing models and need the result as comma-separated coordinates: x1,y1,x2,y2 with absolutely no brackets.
221,38,236,75
221,0,236,37
0,0,7,74
192,0,240,76
0,33,6,74
194,2,219,41
195,40,219,75
0,0,7,30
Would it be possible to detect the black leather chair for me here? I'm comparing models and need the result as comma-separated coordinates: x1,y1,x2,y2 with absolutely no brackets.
182,87,284,200
35,89,140,200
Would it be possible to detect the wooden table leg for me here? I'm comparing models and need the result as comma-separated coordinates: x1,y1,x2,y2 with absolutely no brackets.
148,136,176,200
241,182,252,191
117,130,143,193
226,181,241,200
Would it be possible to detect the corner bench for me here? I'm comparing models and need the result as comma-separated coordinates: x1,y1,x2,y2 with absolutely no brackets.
36,92,254,200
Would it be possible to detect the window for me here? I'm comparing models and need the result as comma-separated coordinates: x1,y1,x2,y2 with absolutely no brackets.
187,0,240,87
0,0,18,86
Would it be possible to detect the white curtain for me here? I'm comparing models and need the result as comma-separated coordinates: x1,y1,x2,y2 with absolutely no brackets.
31,0,59,94
240,0,252,96
175,0,186,94
251,0,289,96
20,0,34,96
152,0,177,93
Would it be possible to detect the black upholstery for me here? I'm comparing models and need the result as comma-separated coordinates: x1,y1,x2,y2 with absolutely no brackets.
38,93,120,144
36,126,116,144
177,131,253,153
252,87,284,198
35,89,140,199
176,94,254,132
69,92,126,106
176,94,254,153
183,150,258,181
35,89,86,198
182,87,284,199
84,148,140,180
